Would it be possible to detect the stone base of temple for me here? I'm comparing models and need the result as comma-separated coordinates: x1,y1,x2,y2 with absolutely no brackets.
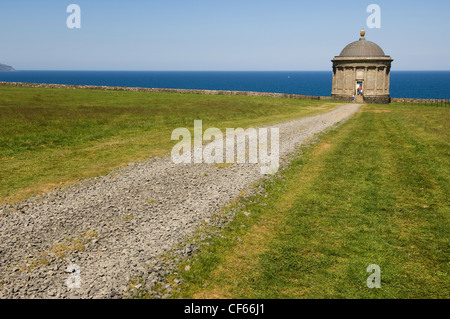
362,94,391,104
331,94,391,104
331,94,353,102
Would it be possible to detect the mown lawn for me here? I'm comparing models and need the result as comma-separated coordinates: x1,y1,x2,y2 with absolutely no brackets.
0,85,341,203
173,103,449,299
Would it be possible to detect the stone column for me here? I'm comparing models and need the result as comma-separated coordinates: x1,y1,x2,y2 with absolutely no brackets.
353,67,356,95
335,68,339,93
333,67,337,94
374,67,378,95
363,67,367,94
386,67,390,94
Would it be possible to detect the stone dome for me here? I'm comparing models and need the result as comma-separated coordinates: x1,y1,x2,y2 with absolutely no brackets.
339,29,387,57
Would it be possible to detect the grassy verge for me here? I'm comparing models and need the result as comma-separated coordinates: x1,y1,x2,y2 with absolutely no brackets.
171,103,449,299
0,85,342,203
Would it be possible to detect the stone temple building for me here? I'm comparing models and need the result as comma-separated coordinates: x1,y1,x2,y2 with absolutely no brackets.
331,29,393,104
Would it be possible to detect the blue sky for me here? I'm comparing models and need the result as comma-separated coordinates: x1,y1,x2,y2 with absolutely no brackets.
1,0,449,70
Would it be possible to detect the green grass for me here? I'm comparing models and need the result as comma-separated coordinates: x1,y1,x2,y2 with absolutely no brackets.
173,103,449,299
3,86,447,298
0,85,342,203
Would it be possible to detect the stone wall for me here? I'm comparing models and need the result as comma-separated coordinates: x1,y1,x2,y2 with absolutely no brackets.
391,97,450,104
0,81,332,101
2,81,448,104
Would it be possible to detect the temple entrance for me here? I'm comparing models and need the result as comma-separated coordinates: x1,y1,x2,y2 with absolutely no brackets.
356,81,363,96
355,81,364,103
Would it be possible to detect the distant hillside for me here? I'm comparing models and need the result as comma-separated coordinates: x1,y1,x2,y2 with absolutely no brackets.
0,63,15,71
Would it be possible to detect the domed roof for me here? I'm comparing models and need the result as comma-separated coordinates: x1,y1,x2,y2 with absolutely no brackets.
339,29,387,57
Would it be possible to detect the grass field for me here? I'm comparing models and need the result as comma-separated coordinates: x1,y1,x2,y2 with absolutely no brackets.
0,85,341,203
170,102,449,299
1,86,448,298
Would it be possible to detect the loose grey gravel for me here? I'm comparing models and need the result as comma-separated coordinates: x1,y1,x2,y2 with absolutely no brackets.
0,103,361,299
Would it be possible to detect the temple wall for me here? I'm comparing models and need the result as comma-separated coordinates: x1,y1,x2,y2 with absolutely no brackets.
331,58,392,102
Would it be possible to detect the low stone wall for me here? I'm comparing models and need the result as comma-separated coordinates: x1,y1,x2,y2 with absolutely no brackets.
2,81,448,104
391,97,450,104
0,81,332,101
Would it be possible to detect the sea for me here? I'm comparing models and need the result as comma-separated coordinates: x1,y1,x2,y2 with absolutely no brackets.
0,71,449,100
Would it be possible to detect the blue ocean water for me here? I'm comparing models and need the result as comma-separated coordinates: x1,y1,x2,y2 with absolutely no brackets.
0,71,449,99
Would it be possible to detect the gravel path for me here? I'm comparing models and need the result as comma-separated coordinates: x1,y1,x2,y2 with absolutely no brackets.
0,103,361,299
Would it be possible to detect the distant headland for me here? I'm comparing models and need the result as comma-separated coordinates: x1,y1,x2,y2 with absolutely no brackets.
0,63,15,72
